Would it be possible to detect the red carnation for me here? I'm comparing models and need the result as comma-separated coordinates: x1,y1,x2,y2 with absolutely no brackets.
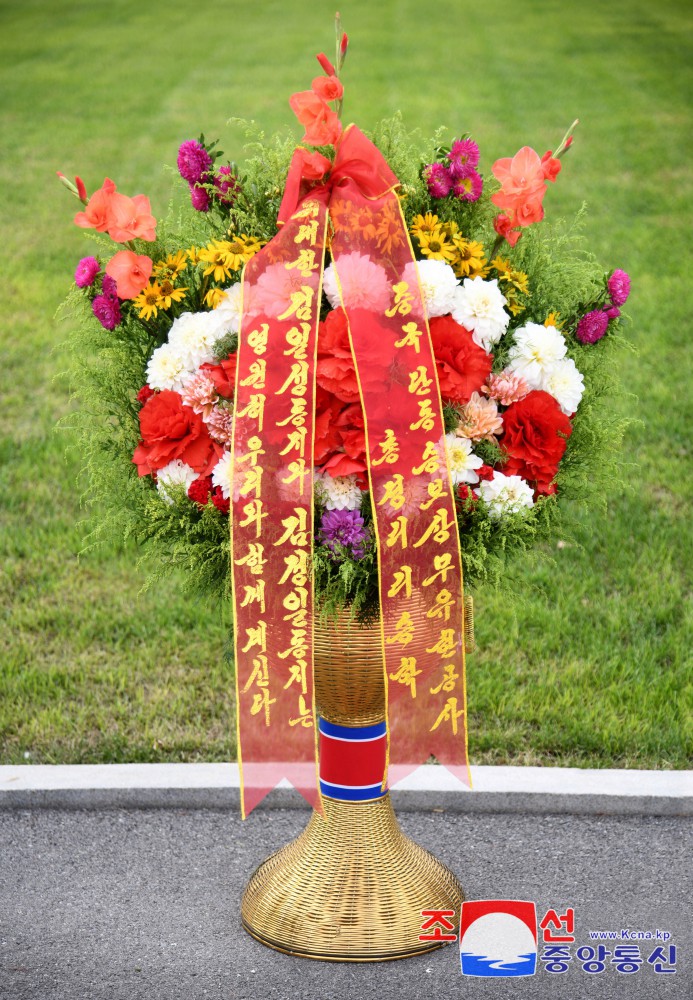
187,475,213,506
132,389,217,477
502,390,572,493
137,384,155,404
316,309,360,403
429,315,493,406
200,354,237,399
211,486,230,515
313,386,344,466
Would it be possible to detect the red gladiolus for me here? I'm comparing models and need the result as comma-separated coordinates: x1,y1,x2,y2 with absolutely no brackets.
493,213,522,247
316,52,336,76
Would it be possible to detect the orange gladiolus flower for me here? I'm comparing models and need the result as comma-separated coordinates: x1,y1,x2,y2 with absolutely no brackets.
107,193,157,242
491,146,547,228
289,90,342,147
311,74,343,102
74,178,157,243
74,177,121,233
105,250,153,299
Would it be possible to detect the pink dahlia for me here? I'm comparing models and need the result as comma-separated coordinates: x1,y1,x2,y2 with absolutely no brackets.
177,140,212,185
447,139,480,178
75,256,100,288
204,407,234,446
483,370,530,406
181,372,219,417
607,269,631,307
424,162,453,199
576,309,609,345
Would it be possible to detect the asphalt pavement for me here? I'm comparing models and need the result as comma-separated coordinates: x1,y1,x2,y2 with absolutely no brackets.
0,805,690,1000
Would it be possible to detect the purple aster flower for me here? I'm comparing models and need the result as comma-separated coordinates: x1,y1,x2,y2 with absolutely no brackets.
92,294,121,331
101,274,119,299
606,306,621,320
451,169,483,202
607,269,631,307
75,256,100,288
189,182,210,212
575,309,609,345
177,139,213,185
447,138,480,178
319,509,369,560
424,162,453,199
214,165,239,206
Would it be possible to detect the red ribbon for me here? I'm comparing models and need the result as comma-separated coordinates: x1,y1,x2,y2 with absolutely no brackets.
232,126,469,818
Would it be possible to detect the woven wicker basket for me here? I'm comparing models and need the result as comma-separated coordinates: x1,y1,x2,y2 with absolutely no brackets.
240,607,464,961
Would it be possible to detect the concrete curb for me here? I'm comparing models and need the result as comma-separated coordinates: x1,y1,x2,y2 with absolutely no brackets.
0,763,690,815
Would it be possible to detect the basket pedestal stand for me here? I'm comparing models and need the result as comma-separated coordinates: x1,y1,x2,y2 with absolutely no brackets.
240,609,463,962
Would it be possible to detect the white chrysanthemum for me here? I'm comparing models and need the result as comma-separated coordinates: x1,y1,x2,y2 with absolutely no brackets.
156,460,197,504
211,450,232,499
451,277,509,352
445,433,484,485
323,253,391,312
314,470,363,510
507,323,567,388
168,310,228,371
402,259,459,319
214,282,243,333
146,343,189,392
541,357,585,414
479,472,535,520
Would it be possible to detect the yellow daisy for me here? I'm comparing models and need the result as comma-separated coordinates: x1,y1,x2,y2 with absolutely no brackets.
453,238,489,279
544,312,563,329
409,212,441,241
132,281,163,321
198,235,264,281
152,250,188,280
158,279,188,310
416,227,458,263
204,287,227,309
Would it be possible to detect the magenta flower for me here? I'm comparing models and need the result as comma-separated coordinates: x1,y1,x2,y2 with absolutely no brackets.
319,509,369,560
75,256,100,288
101,274,119,299
92,294,121,330
177,140,213,185
607,269,631,307
576,309,609,344
189,182,210,212
452,169,483,202
447,138,480,178
606,306,621,320
214,165,239,206
424,162,453,199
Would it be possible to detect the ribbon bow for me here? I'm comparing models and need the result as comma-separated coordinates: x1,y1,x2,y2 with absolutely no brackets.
231,125,469,817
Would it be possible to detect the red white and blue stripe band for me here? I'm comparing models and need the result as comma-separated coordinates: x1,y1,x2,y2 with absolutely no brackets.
318,717,388,802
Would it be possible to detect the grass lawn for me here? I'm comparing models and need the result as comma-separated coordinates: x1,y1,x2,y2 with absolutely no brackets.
0,0,691,768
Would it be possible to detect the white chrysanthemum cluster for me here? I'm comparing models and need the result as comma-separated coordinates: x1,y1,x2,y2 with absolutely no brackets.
507,323,584,414
146,308,234,392
478,471,535,520
314,471,363,510
211,450,232,499
445,433,484,485
156,459,197,504
403,259,459,318
451,276,510,352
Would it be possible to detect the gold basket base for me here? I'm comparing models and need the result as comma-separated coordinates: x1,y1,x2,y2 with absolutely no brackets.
241,794,463,962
